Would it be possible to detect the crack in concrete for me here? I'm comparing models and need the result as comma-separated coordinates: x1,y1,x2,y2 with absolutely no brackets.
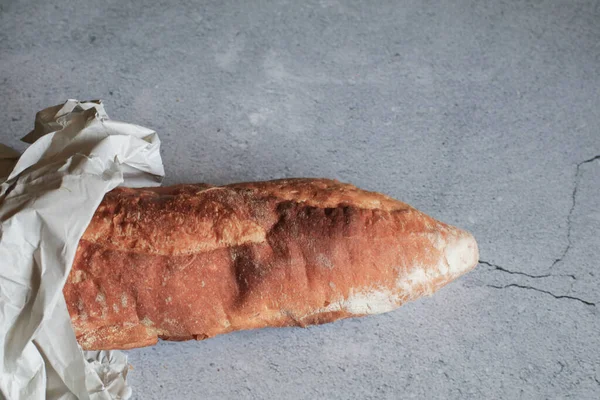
487,284,595,307
554,361,565,378
482,155,599,307
550,155,600,269
479,260,576,279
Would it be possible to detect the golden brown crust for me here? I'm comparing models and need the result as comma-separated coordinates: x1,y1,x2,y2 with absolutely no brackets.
64,178,479,350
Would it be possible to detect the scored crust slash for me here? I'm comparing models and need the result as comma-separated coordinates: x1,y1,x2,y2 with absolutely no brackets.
64,178,479,350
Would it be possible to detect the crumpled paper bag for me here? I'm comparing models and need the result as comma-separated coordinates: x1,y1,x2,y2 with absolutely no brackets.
0,99,165,399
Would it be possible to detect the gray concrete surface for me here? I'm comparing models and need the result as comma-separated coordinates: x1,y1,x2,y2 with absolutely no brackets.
2,0,599,398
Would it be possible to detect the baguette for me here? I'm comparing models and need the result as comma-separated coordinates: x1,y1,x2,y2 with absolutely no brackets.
64,178,479,350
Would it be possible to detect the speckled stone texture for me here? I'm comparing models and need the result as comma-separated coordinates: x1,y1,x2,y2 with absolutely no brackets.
1,1,599,399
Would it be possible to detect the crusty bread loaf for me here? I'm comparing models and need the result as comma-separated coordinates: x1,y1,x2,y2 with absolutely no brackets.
64,178,479,350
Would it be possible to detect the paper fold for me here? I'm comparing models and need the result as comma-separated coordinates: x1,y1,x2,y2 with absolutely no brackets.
0,100,165,399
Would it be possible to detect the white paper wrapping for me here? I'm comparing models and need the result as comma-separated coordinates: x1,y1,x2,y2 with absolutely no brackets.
0,100,165,399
